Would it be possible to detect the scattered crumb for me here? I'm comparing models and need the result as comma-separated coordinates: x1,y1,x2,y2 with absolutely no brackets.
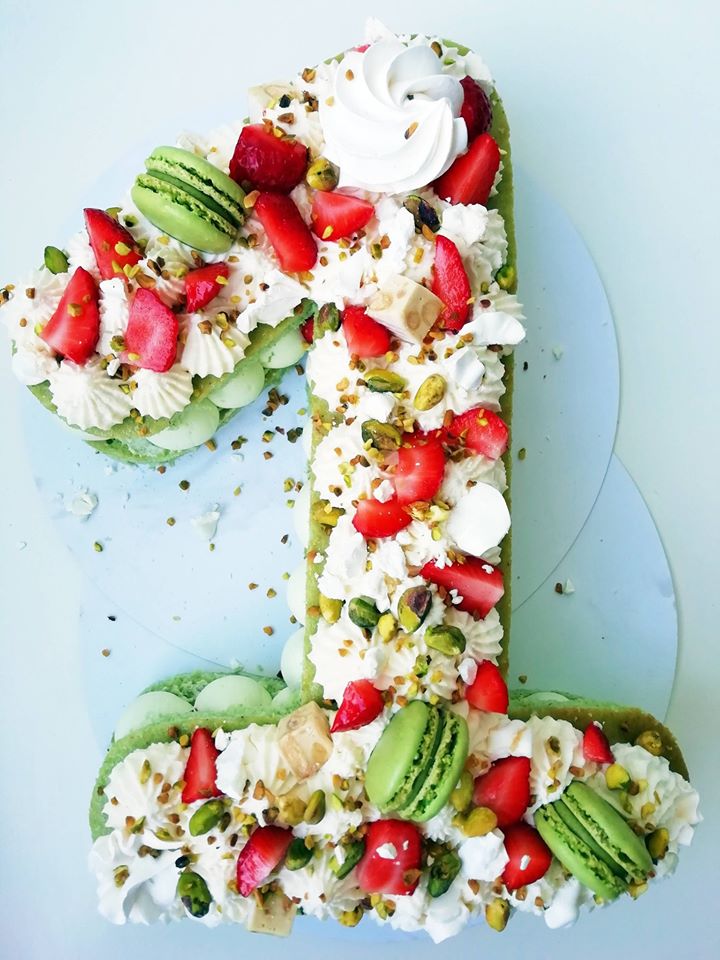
107,615,116,622
248,583,258,590
267,588,277,598
563,578,576,595
101,648,111,658
231,436,247,450
179,480,190,491
172,615,181,622
518,674,528,684
263,451,273,460
554,582,563,594
263,626,274,636
93,541,104,553
552,345,564,360
522,361,529,371
17,541,27,551
65,489,98,520
157,465,166,474
281,534,289,544
191,507,220,541
518,448,527,461
166,517,176,527
233,486,241,496
205,439,217,452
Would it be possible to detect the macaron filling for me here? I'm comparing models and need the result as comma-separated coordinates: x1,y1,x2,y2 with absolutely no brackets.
139,169,243,231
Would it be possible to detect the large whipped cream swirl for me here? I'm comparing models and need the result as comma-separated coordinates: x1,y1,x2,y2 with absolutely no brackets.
320,39,467,193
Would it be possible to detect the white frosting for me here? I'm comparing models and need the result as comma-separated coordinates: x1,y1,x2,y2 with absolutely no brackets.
131,365,194,421
312,421,381,509
524,715,588,812
48,360,134,430
98,278,130,356
439,454,506,505
320,39,467,194
180,316,249,378
102,742,189,832
67,230,99,279
459,831,509,881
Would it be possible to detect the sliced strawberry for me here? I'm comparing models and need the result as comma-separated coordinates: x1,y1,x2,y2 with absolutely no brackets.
434,133,501,207
447,407,509,460
236,825,293,896
254,192,318,273
432,235,472,331
300,316,315,343
331,679,385,733
185,262,230,313
421,555,504,618
356,820,422,896
465,659,509,713
311,191,374,242
394,435,446,505
459,76,493,141
473,756,530,827
502,823,552,892
181,728,221,804
583,723,614,765
40,267,99,364
124,288,178,373
342,305,391,358
354,43,370,53
353,497,411,539
84,208,141,282
229,124,308,193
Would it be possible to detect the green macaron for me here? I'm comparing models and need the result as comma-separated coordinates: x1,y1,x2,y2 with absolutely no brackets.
131,146,246,253
535,781,653,901
365,701,469,823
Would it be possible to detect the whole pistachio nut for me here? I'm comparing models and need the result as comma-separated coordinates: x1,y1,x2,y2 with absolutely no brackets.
338,905,364,927
319,594,343,624
285,836,314,870
635,730,663,757
303,788,327,825
403,195,441,234
485,897,510,932
306,157,339,192
377,612,397,642
605,763,631,791
43,245,69,275
330,838,366,879
427,848,462,898
365,369,407,394
277,794,307,827
348,596,381,630
361,419,403,451
316,302,341,334
496,264,516,291
413,374,447,411
425,624,467,656
646,827,670,861
177,871,213,918
397,585,432,633
462,806,498,837
449,770,474,813
188,798,227,837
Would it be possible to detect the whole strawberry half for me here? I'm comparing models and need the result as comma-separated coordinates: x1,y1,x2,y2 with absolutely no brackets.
465,659,509,713
356,819,422,896
253,192,318,273
459,76,493,141
84,208,141,282
583,723,614,764
124,288,179,373
342,305,391,358
434,133,501,207
331,679,385,733
236,825,293,896
432,235,472,331
185,262,229,313
394,435,446,505
502,823,552,891
311,191,374,242
181,728,221,804
40,266,99,365
421,555,504,619
473,756,530,826
353,497,411,539
229,124,308,193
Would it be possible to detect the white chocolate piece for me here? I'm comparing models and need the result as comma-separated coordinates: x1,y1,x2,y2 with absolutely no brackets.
246,892,296,936
366,275,443,344
277,702,333,780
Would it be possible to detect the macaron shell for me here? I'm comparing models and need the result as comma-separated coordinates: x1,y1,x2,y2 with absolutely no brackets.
563,781,653,880
365,700,431,811
389,706,444,815
402,711,469,822
535,804,627,901
148,146,245,213
552,793,625,877
131,180,235,254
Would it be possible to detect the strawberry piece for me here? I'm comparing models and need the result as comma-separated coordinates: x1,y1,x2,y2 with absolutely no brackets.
40,267,99,364
342,305,391,358
254,192,318,273
583,723,614,765
181,728,221,804
421,555,504,618
356,820,422,896
447,407,509,460
300,316,315,343
459,77,493,141
432,235,472,331
465,659,509,713
434,133,501,207
311,191,374,242
185,262,230,313
84,208,141,282
353,497,411,539
124,288,179,373
394,435,446,505
229,124,308,193
236,825,293,896
354,43,370,53
502,823,552,892
331,679,385,733
473,756,530,827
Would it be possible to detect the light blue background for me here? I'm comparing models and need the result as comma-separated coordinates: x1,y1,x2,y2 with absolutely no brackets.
1,1,718,957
